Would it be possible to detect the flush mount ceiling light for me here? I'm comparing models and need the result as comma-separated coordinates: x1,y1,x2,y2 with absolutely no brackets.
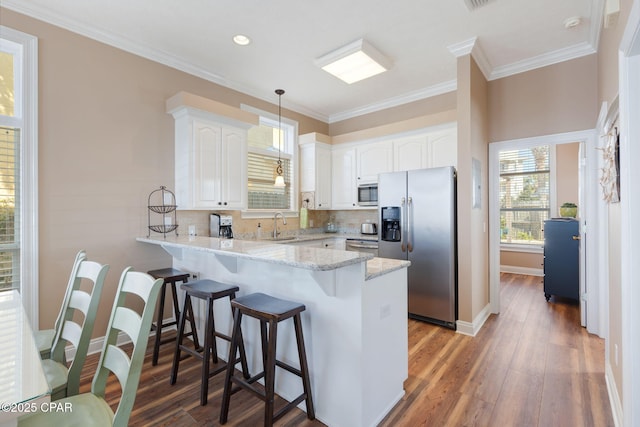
314,39,392,84
233,34,251,46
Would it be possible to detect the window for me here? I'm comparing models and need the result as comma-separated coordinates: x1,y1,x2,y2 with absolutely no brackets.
499,145,550,246
0,127,19,291
0,27,38,320
246,115,296,211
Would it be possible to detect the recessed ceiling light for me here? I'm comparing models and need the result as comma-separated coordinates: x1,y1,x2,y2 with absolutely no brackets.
233,34,251,46
314,39,392,84
563,16,582,29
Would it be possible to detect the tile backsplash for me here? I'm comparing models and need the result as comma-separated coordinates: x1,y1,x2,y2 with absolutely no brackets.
176,209,378,238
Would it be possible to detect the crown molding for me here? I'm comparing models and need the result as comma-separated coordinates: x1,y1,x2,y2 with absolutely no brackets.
447,37,492,80
1,0,605,123
489,41,596,80
327,79,457,123
1,1,331,123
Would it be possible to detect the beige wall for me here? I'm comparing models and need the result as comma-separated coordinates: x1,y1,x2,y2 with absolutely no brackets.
329,92,456,136
488,55,598,143
556,142,580,207
456,54,490,324
500,142,580,270
597,0,634,404
1,8,328,337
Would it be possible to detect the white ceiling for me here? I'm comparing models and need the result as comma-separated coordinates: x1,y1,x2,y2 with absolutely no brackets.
2,0,605,123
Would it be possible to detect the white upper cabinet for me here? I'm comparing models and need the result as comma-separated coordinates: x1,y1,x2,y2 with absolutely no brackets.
176,115,248,209
299,134,332,209
168,92,258,210
427,126,457,168
331,146,358,209
393,125,457,172
393,135,429,171
356,142,393,183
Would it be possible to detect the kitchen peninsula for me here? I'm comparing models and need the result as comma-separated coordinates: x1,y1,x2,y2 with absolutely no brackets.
137,235,409,427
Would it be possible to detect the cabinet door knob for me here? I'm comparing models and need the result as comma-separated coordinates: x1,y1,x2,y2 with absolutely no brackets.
223,202,228,206
572,235,580,240
218,202,222,205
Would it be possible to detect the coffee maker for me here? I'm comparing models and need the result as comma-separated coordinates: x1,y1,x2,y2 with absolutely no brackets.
381,206,401,242
210,214,234,239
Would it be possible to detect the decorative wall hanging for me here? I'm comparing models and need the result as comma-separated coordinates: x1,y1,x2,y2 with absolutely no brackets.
598,127,620,203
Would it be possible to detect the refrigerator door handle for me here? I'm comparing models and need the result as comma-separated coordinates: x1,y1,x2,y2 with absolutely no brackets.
401,197,406,252
407,196,413,252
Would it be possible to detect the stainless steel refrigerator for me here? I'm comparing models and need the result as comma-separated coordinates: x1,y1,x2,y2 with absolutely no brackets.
378,166,457,329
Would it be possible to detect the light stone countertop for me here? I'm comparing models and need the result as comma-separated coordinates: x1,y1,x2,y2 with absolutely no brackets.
245,231,379,242
365,257,412,280
137,235,373,271
138,235,409,278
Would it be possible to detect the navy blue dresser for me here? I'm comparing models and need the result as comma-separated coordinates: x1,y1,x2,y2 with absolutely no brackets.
543,218,580,301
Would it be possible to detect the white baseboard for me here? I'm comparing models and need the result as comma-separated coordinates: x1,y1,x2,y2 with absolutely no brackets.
456,303,491,336
64,317,178,361
500,265,544,276
605,362,623,427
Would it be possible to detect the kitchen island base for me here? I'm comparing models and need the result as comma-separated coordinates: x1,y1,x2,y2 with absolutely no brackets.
138,236,408,427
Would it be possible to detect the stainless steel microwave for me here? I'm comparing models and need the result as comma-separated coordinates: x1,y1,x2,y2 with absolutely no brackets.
357,183,378,206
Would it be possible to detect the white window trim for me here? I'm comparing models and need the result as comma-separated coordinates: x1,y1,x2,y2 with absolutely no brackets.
240,103,299,218
0,26,38,323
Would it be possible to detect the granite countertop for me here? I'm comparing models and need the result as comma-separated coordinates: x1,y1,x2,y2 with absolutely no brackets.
137,235,374,272
245,231,379,243
365,257,412,280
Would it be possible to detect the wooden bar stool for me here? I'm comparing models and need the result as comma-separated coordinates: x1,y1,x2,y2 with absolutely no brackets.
147,268,199,366
219,292,315,427
170,279,250,406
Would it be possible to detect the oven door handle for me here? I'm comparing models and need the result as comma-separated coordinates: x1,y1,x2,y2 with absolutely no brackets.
347,243,379,249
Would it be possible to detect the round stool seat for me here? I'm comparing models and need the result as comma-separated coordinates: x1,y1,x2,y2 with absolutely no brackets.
232,292,305,321
182,279,240,300
148,267,190,282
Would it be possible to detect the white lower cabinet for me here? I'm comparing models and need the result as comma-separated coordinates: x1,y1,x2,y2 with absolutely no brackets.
322,238,346,250
288,238,346,250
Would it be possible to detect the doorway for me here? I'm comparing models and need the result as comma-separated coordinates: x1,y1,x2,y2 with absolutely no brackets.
488,130,597,329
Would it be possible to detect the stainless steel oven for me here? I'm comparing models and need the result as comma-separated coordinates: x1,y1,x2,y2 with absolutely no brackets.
345,239,379,256
357,184,378,206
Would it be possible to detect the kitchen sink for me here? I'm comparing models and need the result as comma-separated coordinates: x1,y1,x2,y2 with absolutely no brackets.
263,236,297,241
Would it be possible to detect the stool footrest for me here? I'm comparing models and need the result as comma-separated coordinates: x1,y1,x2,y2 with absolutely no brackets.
273,393,308,423
275,359,302,377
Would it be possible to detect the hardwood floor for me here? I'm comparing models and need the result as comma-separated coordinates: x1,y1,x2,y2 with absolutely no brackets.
78,273,613,426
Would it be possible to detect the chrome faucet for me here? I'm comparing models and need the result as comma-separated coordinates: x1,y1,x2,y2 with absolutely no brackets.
273,212,287,239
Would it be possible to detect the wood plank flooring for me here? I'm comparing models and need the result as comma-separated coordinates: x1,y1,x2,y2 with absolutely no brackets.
77,273,613,426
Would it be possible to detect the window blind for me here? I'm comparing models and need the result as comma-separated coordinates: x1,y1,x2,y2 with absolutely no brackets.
247,151,291,209
0,127,19,290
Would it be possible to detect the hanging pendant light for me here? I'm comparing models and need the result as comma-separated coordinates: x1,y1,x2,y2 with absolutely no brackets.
274,89,286,187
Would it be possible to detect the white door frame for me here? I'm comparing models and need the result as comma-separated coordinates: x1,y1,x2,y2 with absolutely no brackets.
488,130,596,326
618,2,640,425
